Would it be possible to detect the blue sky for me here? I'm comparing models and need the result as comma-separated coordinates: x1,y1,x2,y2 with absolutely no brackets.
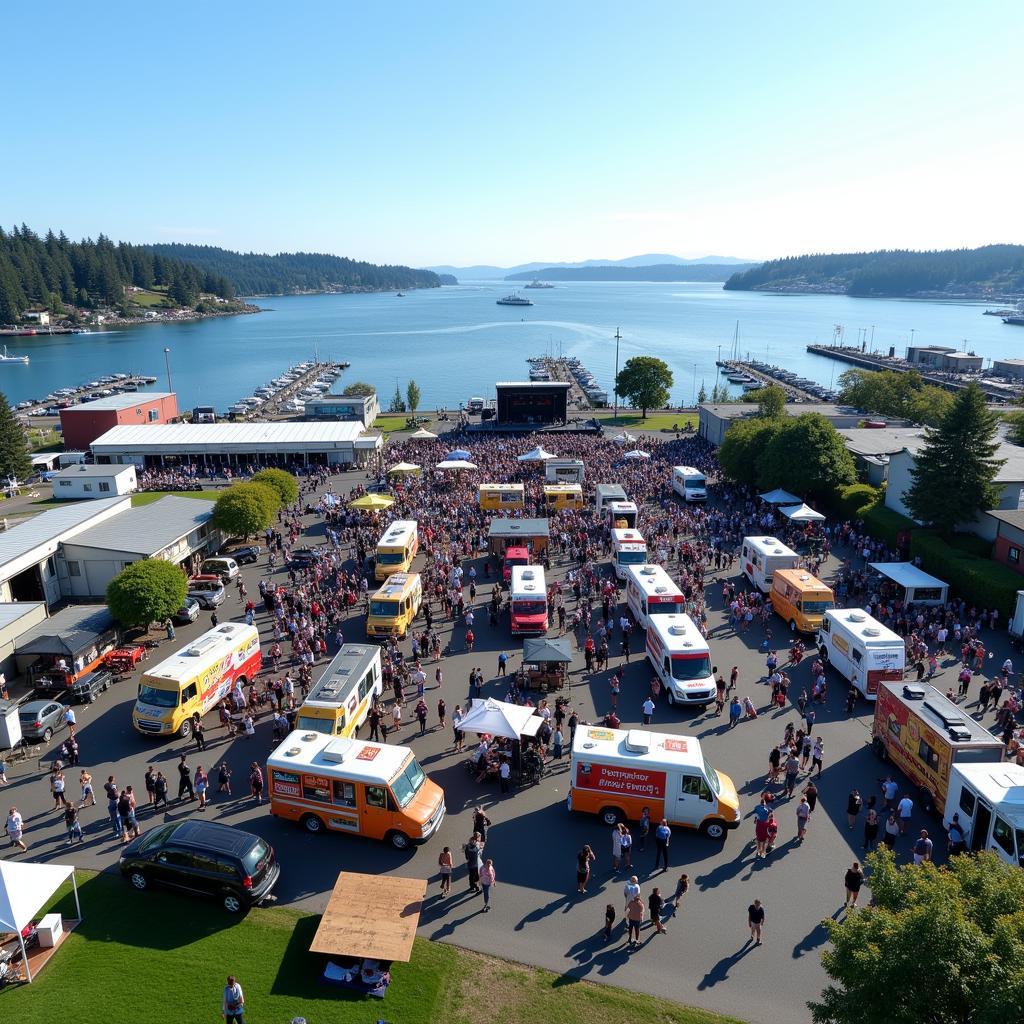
4,2,1022,266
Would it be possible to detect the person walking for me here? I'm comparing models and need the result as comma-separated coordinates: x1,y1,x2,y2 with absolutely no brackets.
153,770,169,810
611,823,623,872
748,899,765,945
64,802,84,844
897,793,914,834
844,861,865,908
479,858,496,911
603,903,616,941
796,796,811,842
654,818,671,871
641,696,655,726
249,763,264,804
177,754,195,802
648,886,667,934
728,695,742,728
79,769,95,807
672,872,689,909
195,765,209,810
465,833,483,893
576,844,596,893
626,892,645,948
105,775,121,836
4,805,27,851
437,846,453,896
802,779,818,814
51,768,68,810
863,808,880,851
622,874,641,913
784,752,800,797
883,811,900,849
222,975,245,1024
846,788,863,830
619,824,633,869
217,763,232,797
811,736,824,777
913,829,934,865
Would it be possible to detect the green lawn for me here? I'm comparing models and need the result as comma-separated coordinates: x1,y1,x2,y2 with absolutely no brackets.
374,414,419,432
596,412,697,431
132,489,225,506
12,871,743,1024
129,289,171,308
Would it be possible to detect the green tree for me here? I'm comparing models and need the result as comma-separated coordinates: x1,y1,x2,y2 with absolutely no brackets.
696,382,707,404
614,356,674,418
106,559,189,628
719,417,783,486
754,384,787,418
1006,409,1024,447
252,468,299,506
760,413,856,497
388,384,406,414
342,381,376,398
811,848,1024,1024
0,392,31,482
406,379,421,414
212,482,280,538
905,383,1004,534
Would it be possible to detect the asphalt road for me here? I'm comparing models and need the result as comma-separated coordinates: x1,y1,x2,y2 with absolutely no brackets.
0,472,998,1024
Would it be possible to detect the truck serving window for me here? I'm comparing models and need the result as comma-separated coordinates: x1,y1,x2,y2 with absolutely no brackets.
958,788,976,816
993,816,1016,858
917,739,940,772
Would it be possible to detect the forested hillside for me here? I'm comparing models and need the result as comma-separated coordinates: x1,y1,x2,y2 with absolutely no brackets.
147,244,441,295
723,245,1024,297
505,263,754,282
0,225,234,324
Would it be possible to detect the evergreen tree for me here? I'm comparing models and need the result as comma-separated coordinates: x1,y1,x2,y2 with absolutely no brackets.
388,384,406,414
406,380,421,413
905,383,1004,534
0,393,32,481
696,382,707,404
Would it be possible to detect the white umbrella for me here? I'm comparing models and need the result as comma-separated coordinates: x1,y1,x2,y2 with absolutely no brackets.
779,502,826,522
409,428,438,440
517,445,556,462
387,461,421,475
611,431,636,444
435,459,477,470
457,698,543,739
623,449,651,460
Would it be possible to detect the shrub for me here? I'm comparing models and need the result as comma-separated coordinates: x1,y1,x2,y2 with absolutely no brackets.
251,468,299,507
910,531,1020,617
861,503,915,549
107,559,189,628
212,482,280,538
832,483,881,520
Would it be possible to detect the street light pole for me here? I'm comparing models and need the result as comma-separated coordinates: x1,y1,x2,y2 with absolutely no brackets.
613,327,622,422
163,347,173,393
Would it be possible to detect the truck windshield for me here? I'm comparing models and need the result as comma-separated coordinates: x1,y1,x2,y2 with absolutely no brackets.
378,550,405,565
137,685,179,708
514,600,547,616
703,757,721,796
671,654,712,682
391,759,426,809
297,716,334,735
802,599,834,614
649,602,679,616
618,550,646,565
370,599,400,617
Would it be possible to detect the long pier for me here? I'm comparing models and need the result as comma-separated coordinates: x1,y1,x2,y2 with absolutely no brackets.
722,360,822,402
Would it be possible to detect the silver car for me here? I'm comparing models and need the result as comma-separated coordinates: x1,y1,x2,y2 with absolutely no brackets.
18,699,66,742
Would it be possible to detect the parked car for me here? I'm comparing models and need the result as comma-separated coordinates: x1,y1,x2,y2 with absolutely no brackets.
199,557,239,581
187,575,226,609
231,545,261,565
289,547,319,569
119,820,280,913
172,597,201,625
69,669,113,704
18,699,66,742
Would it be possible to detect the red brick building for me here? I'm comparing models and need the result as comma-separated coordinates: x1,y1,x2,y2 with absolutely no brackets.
60,392,178,451
987,509,1024,576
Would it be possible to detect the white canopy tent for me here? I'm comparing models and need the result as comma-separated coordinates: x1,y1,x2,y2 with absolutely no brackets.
518,445,556,462
457,697,543,739
779,502,826,522
610,431,636,444
435,459,477,471
386,462,421,475
0,860,81,982
869,562,949,606
759,488,801,505
623,449,651,460
408,428,438,440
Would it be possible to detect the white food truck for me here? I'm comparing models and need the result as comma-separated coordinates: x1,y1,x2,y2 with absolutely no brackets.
671,466,707,503
944,762,1024,867
817,608,905,700
740,536,799,593
645,613,715,709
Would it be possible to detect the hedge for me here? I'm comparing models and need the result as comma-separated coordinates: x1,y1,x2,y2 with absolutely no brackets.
910,531,1021,617
832,483,882,520
861,502,916,549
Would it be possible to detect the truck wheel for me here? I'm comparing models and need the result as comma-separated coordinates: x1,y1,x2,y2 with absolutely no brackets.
701,819,726,840
871,738,888,760
665,689,675,707
600,807,624,827
388,830,410,851
178,719,192,740
301,814,324,834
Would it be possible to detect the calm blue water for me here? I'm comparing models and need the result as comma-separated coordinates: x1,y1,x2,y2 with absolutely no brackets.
1,281,1019,410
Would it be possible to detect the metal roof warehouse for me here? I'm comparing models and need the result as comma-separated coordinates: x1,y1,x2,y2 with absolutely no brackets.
90,422,383,468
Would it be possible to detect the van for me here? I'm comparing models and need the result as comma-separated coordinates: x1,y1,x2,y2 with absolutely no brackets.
200,557,239,581
466,397,485,413
819,609,904,700
769,569,835,634
375,519,419,581
740,536,799,593
478,483,525,511
510,565,548,635
366,574,422,639
645,613,716,709
611,528,647,580
545,459,585,485
268,732,445,849
671,466,707,503
944,763,1024,865
297,644,383,737
568,726,740,839
502,545,530,585
543,484,584,512
625,564,685,630
595,483,627,518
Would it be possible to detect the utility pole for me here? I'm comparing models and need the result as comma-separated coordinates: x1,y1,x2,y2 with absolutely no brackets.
163,348,173,393
613,327,622,421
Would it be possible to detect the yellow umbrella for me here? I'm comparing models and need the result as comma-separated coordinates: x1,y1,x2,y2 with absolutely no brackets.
387,462,421,476
348,493,395,511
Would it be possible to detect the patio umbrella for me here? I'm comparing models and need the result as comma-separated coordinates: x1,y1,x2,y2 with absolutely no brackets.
435,459,477,470
623,449,651,460
522,637,573,664
409,428,438,440
517,445,556,462
387,462,421,476
611,431,636,444
348,493,395,511
456,697,543,739
446,448,472,461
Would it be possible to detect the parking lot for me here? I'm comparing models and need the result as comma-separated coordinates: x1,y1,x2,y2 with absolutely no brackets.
0,467,999,1024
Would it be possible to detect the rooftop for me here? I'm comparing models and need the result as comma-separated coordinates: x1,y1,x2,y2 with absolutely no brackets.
837,427,926,457
62,392,174,412
14,604,114,656
986,508,1024,531
700,402,856,420
65,495,215,556
495,381,572,389
52,464,136,479
0,601,46,633
91,421,366,450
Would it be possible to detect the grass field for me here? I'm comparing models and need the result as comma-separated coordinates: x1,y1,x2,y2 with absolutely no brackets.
596,412,697,431
129,289,170,308
131,489,225,506
374,414,419,432
11,872,742,1024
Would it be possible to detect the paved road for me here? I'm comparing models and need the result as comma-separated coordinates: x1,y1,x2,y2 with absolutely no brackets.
0,470,999,1024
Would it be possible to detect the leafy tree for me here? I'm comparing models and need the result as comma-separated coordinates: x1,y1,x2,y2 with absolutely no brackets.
615,356,674,418
755,384,787,418
810,848,1024,1024
905,383,1004,534
343,381,376,398
719,417,783,486
837,367,952,427
212,482,280,538
388,384,406,414
106,559,189,628
1005,409,1024,447
251,468,299,507
760,413,856,497
696,382,707,404
406,380,421,413
0,392,31,482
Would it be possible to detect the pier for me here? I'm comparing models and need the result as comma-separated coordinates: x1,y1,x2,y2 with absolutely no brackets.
228,360,347,419
720,360,824,402
22,374,159,419
527,355,608,409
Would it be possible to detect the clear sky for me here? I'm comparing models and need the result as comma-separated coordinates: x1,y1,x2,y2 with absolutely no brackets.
5,2,1023,267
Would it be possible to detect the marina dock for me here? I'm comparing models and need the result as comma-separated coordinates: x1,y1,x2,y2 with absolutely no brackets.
720,360,826,402
20,373,159,418
228,360,348,419
527,355,608,409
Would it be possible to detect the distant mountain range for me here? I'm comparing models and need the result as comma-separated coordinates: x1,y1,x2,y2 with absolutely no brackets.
425,253,755,280
504,262,755,283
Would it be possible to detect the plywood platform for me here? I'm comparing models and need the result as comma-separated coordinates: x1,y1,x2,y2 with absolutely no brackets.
2,918,79,983
309,873,425,963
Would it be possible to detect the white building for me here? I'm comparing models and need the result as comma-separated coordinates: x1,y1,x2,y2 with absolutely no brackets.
0,601,49,679
304,393,380,428
51,464,138,500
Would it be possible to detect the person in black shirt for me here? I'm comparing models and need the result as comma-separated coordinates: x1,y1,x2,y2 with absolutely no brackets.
177,754,195,801
748,899,765,945
844,861,865,908
648,887,667,934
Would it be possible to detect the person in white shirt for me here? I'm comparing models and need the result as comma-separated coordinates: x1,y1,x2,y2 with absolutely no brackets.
222,975,245,1023
642,697,655,725
897,795,914,834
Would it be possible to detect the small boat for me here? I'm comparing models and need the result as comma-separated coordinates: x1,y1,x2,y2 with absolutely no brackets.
396,292,405,297
0,346,29,364
497,293,533,306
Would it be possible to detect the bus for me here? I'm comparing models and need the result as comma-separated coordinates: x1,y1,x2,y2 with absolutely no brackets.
543,484,585,512
510,565,548,635
366,573,423,639
375,519,419,581
297,644,383,737
478,483,525,511
611,528,647,580
625,564,685,629
671,466,707,503
769,568,835,633
268,732,445,848
132,623,261,739
646,613,715,709
740,536,799,593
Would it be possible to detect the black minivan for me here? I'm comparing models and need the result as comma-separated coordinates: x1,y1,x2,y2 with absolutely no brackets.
119,820,280,913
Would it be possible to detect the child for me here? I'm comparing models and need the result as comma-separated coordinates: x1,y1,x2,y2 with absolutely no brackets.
603,903,616,941
672,872,689,907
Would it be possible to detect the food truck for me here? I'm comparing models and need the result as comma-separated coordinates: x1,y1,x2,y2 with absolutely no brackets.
510,565,548,635
645,613,715,708
296,644,383,737
818,608,905,699
625,564,686,630
374,520,419,581
268,732,445,849
671,466,707,503
611,528,647,580
740,536,799,593
487,518,550,557
944,762,1024,866
769,569,835,634
872,681,1004,814
545,458,585,484
568,726,740,839
366,573,423,639
502,545,530,584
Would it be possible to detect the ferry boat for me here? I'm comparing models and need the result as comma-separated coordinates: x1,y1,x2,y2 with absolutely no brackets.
523,280,554,289
497,293,533,306
1004,316,1024,327
0,346,29,364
